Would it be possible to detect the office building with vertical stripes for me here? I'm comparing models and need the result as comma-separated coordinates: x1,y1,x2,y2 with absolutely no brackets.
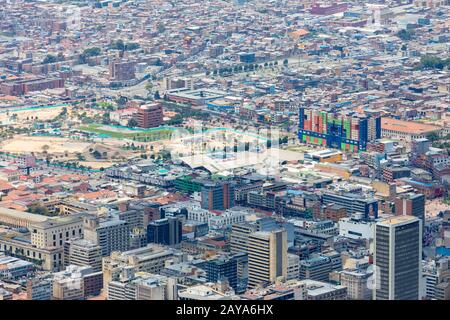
298,108,381,152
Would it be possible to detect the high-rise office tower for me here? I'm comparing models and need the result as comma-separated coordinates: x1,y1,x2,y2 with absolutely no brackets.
167,217,183,245
229,217,279,255
147,219,169,245
247,229,287,289
147,217,182,246
204,256,238,291
373,216,422,300
201,181,235,211
83,216,130,257
229,222,258,255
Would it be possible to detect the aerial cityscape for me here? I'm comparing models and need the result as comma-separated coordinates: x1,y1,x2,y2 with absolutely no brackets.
0,0,449,303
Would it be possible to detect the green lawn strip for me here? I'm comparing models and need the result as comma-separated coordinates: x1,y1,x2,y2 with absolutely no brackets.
78,124,173,141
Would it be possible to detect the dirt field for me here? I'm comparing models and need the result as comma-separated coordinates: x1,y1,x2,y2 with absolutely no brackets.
0,135,91,154
79,161,115,169
426,199,450,218
0,105,68,123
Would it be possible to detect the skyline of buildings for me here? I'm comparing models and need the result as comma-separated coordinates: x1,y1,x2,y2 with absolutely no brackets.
0,0,448,302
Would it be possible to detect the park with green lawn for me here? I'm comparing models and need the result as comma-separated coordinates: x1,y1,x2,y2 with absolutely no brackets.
78,123,176,142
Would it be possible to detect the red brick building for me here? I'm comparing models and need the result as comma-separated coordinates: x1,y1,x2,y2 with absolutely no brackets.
0,77,65,96
135,103,164,128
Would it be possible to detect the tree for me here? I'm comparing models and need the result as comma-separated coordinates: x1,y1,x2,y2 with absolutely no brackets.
396,29,413,41
145,81,153,93
102,112,110,125
128,118,138,128
167,114,183,125
114,39,125,51
43,54,58,64
92,150,102,159
27,204,51,216
160,150,171,161
59,107,68,118
419,55,448,70
78,47,101,64
280,136,289,144
426,131,440,142
125,42,140,51
117,96,128,106
76,152,85,161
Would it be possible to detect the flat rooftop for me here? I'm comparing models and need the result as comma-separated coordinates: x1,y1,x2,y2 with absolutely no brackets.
377,215,418,226
381,117,441,135
0,207,48,223
167,88,227,100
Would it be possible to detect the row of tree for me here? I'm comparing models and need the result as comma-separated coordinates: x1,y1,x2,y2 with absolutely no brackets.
207,59,288,76
42,53,65,64
109,39,140,51
78,47,101,64
419,55,450,70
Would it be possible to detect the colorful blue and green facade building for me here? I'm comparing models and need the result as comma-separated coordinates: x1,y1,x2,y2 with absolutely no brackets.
299,108,381,152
